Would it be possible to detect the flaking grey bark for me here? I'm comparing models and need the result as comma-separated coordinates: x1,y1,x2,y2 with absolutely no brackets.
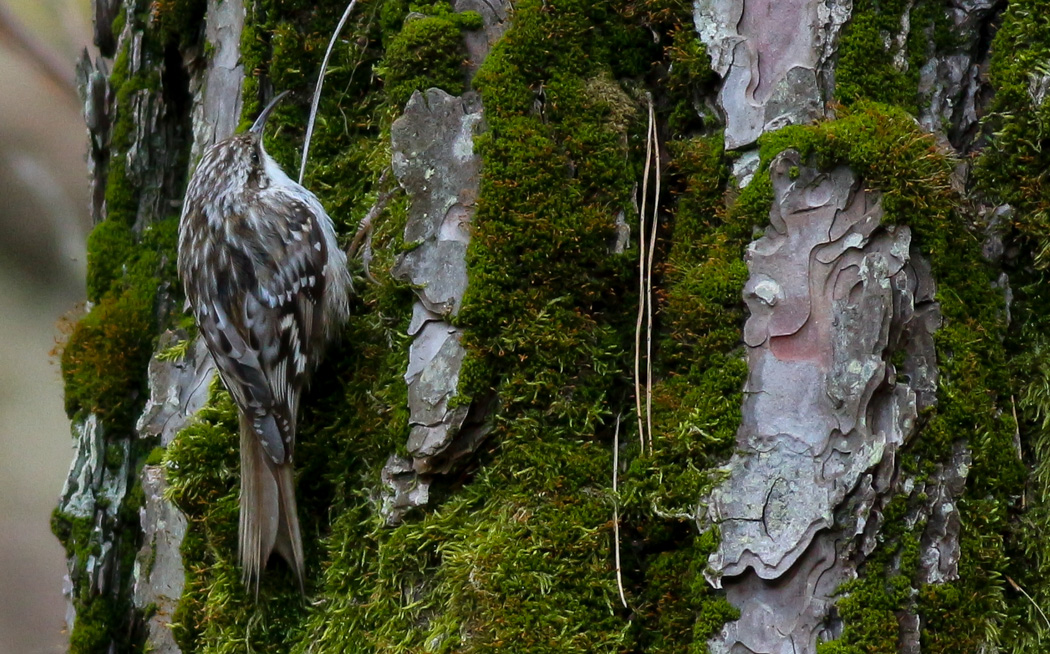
707,151,942,654
382,1,509,524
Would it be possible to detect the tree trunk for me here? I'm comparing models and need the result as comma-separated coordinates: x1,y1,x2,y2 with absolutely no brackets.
53,0,1050,652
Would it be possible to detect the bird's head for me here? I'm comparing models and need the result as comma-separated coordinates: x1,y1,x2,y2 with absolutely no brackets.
191,91,293,201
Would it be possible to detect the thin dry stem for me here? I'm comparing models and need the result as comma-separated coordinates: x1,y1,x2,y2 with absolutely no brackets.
300,0,359,184
635,94,655,453
1007,576,1050,630
612,413,627,608
347,168,395,257
644,106,660,454
347,168,399,283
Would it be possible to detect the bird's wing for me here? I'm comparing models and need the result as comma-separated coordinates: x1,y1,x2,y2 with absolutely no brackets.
189,195,331,465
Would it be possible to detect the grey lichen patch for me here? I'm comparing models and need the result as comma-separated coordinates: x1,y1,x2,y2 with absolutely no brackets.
708,151,941,653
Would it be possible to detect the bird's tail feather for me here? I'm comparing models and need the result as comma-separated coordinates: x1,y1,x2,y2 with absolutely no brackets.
238,413,305,594
273,462,306,592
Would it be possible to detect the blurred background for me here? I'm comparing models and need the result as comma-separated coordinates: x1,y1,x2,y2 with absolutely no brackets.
0,0,93,652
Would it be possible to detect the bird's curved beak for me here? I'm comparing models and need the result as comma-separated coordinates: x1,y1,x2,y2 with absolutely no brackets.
250,90,291,135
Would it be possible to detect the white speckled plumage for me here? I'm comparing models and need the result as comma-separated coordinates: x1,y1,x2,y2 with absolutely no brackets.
177,92,350,593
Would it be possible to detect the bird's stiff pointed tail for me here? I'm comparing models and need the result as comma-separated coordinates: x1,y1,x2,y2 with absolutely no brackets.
238,412,305,594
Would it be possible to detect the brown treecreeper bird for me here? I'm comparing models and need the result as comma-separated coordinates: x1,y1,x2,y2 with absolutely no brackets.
177,91,350,592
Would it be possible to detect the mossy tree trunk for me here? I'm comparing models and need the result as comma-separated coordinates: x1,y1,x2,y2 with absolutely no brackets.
54,0,1050,652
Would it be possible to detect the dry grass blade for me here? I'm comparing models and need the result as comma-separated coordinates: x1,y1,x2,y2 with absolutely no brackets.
635,93,655,453
644,103,659,454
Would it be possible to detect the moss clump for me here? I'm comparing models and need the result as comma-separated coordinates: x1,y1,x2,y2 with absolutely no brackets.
68,595,124,653
63,214,179,433
621,1,719,136
977,0,1050,254
85,219,136,303
834,0,953,112
61,290,154,433
380,6,483,108
816,496,920,654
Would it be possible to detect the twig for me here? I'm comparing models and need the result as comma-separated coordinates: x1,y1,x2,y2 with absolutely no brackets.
634,94,655,454
347,168,400,284
1011,394,1023,462
645,102,660,454
1007,576,1050,630
612,413,627,608
299,0,358,184
347,167,396,258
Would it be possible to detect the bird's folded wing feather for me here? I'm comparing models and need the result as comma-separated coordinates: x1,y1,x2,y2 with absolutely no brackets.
193,196,330,465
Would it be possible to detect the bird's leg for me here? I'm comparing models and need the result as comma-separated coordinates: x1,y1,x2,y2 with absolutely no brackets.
347,168,401,284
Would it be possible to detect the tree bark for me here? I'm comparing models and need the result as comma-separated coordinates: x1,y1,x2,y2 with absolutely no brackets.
54,0,1050,653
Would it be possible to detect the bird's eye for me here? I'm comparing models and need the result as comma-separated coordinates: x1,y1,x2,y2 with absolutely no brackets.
251,149,260,166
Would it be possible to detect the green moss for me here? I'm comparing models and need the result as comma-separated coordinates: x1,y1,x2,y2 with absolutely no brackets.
61,289,154,432
635,2,719,135
110,6,126,40
69,596,123,653
379,5,483,108
970,3,1050,651
150,0,207,49
63,212,178,434
816,497,920,654
145,446,166,467
834,0,953,112
977,0,1050,256
86,219,136,303
104,37,162,228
